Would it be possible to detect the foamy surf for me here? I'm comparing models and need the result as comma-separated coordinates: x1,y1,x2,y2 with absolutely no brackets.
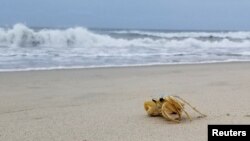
0,23,250,71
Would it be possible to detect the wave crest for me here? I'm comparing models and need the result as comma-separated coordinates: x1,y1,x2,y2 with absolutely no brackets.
0,24,117,47
1,24,250,49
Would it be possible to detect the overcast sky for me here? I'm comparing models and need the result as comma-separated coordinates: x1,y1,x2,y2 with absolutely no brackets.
0,0,250,30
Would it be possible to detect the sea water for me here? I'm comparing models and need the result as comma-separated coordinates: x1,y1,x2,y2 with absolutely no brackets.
0,24,250,71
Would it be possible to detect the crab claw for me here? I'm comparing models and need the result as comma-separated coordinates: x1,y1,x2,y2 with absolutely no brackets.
144,101,161,116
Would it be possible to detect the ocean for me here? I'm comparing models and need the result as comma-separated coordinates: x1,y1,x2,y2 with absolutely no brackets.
0,24,250,71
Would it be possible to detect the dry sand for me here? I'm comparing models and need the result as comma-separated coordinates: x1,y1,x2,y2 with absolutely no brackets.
0,62,249,141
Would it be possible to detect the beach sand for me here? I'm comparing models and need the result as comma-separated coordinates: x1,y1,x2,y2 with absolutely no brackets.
0,62,249,141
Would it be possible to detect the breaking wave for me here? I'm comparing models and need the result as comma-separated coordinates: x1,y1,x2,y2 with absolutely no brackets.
0,23,250,71
1,24,250,48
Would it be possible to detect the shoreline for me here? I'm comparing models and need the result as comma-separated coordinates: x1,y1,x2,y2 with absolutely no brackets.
1,60,250,73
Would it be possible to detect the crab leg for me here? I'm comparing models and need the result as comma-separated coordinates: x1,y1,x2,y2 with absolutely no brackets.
161,107,180,123
174,96,207,117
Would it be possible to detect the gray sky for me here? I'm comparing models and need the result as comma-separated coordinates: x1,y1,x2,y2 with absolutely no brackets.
0,0,250,30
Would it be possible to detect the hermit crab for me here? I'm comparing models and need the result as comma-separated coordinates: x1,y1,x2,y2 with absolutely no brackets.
144,96,206,123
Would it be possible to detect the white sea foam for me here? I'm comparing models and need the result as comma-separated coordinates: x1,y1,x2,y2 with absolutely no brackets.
0,24,250,71
1,24,250,48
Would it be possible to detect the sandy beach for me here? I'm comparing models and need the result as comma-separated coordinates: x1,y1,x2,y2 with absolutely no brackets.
0,62,249,141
